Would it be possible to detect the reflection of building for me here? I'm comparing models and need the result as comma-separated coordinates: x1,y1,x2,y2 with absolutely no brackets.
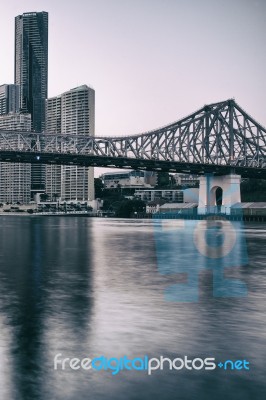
45,85,95,201
0,113,31,204
174,173,199,186
15,11,48,196
135,189,183,203
101,170,157,189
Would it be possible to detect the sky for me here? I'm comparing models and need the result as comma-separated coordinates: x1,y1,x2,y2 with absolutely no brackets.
1,0,266,175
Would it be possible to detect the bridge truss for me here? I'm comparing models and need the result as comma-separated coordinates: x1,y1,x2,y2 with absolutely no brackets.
0,99,265,178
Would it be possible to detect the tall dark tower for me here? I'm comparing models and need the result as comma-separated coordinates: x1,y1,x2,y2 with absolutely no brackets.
15,11,48,197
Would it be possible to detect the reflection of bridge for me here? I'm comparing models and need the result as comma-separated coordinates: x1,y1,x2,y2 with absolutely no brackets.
0,99,265,178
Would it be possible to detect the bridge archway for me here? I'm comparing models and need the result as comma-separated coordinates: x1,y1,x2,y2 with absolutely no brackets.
215,187,223,206
209,185,223,205
198,174,241,214
209,186,223,213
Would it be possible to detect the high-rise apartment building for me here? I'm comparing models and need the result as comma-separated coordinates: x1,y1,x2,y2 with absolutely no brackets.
45,95,62,198
45,85,95,201
0,84,19,115
46,95,61,133
0,84,31,203
0,113,31,204
15,11,48,197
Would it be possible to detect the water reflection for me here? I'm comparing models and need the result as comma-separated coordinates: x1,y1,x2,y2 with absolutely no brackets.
0,217,93,399
153,219,248,301
0,217,265,400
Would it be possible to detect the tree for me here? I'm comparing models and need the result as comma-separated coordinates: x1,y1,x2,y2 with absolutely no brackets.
115,199,145,218
94,178,104,198
53,193,60,201
102,199,112,210
156,172,171,188
241,179,266,201
40,193,49,202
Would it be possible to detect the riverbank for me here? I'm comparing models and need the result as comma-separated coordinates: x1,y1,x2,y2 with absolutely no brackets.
0,211,102,217
1,211,266,222
134,212,266,222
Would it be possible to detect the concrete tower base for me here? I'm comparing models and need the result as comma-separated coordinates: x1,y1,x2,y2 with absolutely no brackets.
198,174,241,215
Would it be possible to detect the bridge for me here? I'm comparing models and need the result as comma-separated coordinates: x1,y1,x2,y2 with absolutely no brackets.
0,99,265,213
0,99,265,179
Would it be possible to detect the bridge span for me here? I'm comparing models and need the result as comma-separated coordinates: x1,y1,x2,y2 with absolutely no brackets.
0,99,265,179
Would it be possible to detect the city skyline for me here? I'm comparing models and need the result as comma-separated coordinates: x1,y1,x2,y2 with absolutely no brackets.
1,0,265,137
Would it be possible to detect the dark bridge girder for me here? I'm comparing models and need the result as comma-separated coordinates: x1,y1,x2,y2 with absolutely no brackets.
0,99,265,179
0,150,265,179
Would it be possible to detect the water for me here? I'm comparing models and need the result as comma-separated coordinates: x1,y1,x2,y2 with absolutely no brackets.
0,216,265,400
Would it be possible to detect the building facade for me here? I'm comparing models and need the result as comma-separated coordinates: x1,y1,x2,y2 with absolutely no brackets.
0,84,19,115
0,113,31,204
15,11,48,196
45,85,95,201
135,189,184,203
173,173,199,187
146,199,166,214
101,170,157,189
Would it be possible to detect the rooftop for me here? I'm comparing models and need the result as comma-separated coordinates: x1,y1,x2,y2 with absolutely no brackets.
232,202,266,209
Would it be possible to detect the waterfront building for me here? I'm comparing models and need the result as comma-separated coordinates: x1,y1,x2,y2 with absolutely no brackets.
146,199,166,214
173,173,199,187
231,202,266,216
0,113,31,204
135,189,184,203
45,85,95,201
15,11,48,196
101,170,157,189
158,202,198,214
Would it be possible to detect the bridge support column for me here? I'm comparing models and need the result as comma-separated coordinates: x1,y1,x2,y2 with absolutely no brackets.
198,174,241,215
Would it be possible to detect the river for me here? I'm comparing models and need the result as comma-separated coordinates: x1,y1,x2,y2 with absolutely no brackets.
0,217,265,399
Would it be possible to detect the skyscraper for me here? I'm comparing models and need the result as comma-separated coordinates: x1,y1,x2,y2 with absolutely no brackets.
45,95,62,198
15,11,48,197
45,85,95,201
0,84,31,204
0,84,19,115
0,113,31,204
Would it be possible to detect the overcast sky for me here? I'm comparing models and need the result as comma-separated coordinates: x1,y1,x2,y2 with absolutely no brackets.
1,0,266,175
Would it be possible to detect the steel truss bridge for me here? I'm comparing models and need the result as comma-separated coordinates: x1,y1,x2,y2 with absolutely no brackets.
0,99,265,178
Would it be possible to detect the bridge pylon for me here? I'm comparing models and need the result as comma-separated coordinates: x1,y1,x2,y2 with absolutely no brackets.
198,173,241,215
